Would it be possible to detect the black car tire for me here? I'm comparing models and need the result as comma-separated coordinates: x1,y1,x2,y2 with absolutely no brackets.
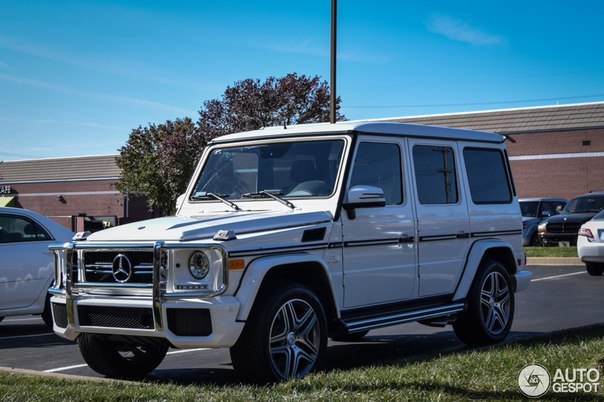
230,280,327,383
453,260,514,345
78,334,168,379
41,294,53,328
586,263,604,276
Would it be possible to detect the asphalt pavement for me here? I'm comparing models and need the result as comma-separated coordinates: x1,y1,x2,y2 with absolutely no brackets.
1,264,602,384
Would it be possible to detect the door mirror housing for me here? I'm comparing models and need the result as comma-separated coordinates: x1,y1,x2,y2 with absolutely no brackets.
343,185,386,219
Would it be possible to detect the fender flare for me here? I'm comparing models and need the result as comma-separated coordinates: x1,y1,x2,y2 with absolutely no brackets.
453,239,516,301
234,253,340,321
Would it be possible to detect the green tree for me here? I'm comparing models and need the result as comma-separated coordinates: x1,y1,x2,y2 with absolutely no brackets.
115,118,198,215
117,73,343,216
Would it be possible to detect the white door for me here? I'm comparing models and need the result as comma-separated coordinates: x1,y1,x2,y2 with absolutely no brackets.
408,140,470,297
341,138,417,308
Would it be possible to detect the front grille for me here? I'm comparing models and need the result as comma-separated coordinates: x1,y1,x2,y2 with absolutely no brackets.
78,306,154,329
82,251,154,284
52,303,68,328
547,222,582,234
167,308,212,336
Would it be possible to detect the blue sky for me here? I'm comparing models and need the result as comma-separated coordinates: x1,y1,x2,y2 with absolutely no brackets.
1,1,603,160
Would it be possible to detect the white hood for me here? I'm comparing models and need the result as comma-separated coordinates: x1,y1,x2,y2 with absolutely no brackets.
87,210,333,242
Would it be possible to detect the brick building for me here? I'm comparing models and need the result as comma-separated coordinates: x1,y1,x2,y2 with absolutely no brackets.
0,155,152,231
386,101,604,199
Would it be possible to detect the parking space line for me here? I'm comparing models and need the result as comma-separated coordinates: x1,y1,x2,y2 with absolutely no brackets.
44,364,88,373
42,348,210,373
532,271,585,282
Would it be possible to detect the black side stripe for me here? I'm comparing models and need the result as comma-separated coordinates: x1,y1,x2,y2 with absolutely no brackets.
471,230,522,237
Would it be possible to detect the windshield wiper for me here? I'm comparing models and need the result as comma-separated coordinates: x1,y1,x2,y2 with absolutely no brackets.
242,190,296,210
191,192,241,211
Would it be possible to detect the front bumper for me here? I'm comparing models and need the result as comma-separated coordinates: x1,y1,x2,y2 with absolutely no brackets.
49,240,243,348
50,294,244,348
538,232,578,245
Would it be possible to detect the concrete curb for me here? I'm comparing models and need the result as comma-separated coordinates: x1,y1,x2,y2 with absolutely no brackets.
0,366,138,384
526,257,582,266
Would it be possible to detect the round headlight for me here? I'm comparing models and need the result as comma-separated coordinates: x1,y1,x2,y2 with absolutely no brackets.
189,251,210,279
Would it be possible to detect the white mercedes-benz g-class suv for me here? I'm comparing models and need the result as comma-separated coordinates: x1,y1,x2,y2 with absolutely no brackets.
50,122,531,382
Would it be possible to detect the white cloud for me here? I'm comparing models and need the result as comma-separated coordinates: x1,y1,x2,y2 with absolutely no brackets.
0,33,195,88
426,14,506,46
0,73,196,116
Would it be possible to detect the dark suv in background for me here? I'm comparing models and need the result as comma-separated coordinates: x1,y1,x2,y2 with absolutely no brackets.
538,192,604,246
520,198,567,246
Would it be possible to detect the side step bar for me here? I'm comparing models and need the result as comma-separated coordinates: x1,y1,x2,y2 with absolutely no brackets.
343,303,465,333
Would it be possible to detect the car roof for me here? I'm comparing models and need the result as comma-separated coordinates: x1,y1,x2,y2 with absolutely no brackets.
211,121,504,144
573,192,604,198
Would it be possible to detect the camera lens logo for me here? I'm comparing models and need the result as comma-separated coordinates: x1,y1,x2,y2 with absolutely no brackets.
518,364,550,398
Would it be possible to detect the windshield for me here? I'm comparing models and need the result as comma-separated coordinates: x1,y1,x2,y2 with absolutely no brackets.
191,139,345,201
563,195,604,214
519,201,539,217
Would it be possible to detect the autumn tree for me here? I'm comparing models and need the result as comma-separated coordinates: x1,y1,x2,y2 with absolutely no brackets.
117,73,343,216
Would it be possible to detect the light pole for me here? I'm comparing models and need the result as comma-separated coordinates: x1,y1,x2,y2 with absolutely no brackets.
330,0,337,124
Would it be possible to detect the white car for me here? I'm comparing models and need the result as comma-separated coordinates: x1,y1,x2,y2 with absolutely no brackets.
50,122,530,381
578,210,604,276
0,207,73,326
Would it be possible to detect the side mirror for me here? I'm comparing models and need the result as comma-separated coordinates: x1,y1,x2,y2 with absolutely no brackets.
342,185,386,219
556,205,563,213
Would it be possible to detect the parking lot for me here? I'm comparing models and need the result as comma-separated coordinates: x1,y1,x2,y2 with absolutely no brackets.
1,264,602,383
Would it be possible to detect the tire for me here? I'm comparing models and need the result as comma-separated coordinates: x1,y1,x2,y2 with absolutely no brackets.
41,294,53,328
78,334,168,379
453,260,514,345
586,263,604,276
230,280,328,383
331,330,369,342
529,233,541,247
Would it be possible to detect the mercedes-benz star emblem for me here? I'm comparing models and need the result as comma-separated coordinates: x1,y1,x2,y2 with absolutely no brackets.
112,254,133,283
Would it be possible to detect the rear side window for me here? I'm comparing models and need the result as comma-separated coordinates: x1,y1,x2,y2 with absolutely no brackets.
463,148,512,204
413,145,458,204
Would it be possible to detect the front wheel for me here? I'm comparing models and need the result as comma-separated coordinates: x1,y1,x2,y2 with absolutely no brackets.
230,281,327,383
78,334,168,379
453,260,514,345
586,263,604,276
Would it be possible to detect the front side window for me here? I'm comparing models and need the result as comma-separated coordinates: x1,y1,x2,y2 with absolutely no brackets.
463,148,512,204
520,201,539,217
564,196,604,214
0,215,51,243
413,145,458,204
349,142,402,205
192,139,345,200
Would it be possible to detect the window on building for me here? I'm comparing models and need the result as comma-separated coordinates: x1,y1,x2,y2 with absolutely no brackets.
349,142,403,205
413,145,458,204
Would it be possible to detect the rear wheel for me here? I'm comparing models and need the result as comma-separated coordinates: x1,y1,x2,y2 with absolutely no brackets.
230,280,327,383
453,260,514,345
586,263,604,276
78,334,168,379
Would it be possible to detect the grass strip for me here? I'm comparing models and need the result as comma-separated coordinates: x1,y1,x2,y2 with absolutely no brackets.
524,246,578,258
1,325,604,401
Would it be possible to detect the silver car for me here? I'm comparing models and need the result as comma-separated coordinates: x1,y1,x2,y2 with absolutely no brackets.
0,207,73,326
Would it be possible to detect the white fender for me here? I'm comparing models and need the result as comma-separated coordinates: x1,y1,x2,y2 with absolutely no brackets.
235,253,340,321
453,239,516,301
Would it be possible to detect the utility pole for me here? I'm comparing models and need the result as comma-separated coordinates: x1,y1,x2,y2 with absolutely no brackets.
330,0,337,124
